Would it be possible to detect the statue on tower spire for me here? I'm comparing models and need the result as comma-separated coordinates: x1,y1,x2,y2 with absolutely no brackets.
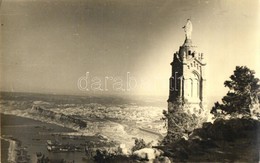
183,19,192,40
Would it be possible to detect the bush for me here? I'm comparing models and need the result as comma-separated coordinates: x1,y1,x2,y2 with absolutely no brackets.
131,138,148,152
93,149,131,163
162,98,200,144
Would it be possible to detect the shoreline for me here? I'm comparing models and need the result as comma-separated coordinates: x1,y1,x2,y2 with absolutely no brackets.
1,113,87,162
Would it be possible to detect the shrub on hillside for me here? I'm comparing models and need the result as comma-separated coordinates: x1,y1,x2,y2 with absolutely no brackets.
162,98,200,144
131,138,152,152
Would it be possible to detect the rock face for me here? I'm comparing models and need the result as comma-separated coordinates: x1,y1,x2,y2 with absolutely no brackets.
31,105,87,129
161,118,260,162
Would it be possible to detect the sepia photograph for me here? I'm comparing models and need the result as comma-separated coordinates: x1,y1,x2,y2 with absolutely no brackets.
0,0,259,162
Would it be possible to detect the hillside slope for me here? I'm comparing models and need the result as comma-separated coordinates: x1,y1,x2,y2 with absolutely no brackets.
161,118,260,162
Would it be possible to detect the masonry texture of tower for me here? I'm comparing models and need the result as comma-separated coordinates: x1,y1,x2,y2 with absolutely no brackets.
168,19,206,109
164,20,208,142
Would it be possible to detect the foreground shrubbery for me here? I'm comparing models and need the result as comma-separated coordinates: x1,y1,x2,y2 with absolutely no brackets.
162,98,207,144
92,139,170,163
93,150,131,163
131,138,149,152
162,108,198,143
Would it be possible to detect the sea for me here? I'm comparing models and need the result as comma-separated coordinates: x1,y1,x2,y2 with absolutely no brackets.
0,92,167,162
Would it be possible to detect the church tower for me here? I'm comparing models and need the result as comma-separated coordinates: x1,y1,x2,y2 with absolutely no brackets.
168,19,206,109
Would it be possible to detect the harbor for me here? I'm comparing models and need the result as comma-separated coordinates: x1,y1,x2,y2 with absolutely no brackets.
1,114,101,162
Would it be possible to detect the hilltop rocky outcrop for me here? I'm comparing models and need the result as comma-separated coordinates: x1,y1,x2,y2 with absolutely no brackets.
159,118,260,162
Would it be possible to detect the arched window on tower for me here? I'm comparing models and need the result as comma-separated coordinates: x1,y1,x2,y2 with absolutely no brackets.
192,72,200,99
186,78,193,97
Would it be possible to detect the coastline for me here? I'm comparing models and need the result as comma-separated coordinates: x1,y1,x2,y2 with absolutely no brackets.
1,113,87,162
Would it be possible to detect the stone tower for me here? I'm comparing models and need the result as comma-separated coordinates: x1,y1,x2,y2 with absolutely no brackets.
168,19,206,110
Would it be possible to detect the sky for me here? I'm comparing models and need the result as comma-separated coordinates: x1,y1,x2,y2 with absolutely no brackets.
0,0,260,104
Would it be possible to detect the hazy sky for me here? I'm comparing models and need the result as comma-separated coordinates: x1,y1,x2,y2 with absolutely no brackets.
1,0,259,102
